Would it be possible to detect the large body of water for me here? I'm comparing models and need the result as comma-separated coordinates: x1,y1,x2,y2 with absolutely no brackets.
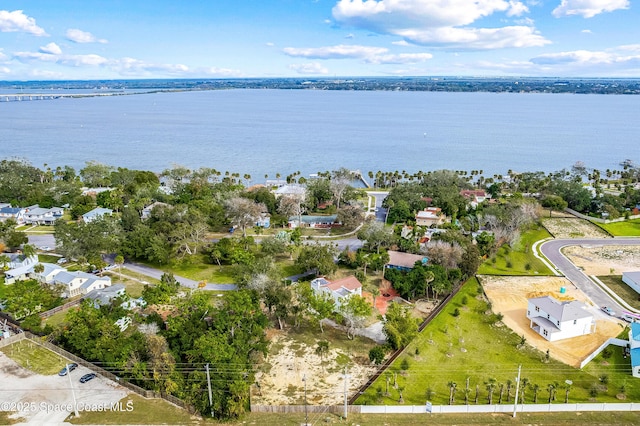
1,89,638,180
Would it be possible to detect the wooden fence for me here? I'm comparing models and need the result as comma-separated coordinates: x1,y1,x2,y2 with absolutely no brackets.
348,284,462,404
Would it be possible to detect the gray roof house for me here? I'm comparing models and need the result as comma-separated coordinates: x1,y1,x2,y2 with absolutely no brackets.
53,270,112,298
82,207,113,223
23,205,64,225
85,284,126,307
526,296,595,342
6,253,38,270
0,206,26,224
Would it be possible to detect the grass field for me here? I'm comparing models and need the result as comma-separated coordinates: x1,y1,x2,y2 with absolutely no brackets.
597,275,640,310
0,340,68,375
66,394,206,425
147,254,236,284
477,226,552,275
596,218,640,236
356,278,640,406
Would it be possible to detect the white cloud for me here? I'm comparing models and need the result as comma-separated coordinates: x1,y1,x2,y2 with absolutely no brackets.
266,42,275,47
392,40,411,46
0,48,7,62
552,0,629,18
283,44,388,59
506,1,529,16
365,52,433,64
66,28,108,44
581,29,592,34
39,42,62,55
0,10,47,36
332,0,549,50
288,62,329,74
528,47,640,75
395,25,549,49
345,33,355,39
284,43,432,66
0,66,9,74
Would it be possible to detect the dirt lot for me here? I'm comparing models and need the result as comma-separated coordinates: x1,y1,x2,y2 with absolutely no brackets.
563,244,640,276
0,349,130,424
253,329,377,406
480,275,624,368
542,217,611,239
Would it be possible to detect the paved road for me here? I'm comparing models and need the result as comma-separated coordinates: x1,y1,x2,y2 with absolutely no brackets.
540,238,640,316
368,191,389,222
27,234,56,249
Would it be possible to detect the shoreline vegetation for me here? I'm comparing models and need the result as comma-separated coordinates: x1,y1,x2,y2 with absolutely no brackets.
2,76,640,95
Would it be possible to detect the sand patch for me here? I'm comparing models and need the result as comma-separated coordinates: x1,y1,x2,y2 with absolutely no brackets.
480,275,624,368
563,245,640,276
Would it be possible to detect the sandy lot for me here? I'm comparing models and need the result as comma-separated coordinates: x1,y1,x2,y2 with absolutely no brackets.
480,275,624,368
563,244,640,276
253,330,377,406
0,350,130,425
542,217,611,239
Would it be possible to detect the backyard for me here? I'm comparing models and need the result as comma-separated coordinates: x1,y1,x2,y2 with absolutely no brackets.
356,278,639,406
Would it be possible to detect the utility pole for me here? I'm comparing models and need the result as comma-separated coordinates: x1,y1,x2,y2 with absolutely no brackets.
343,367,351,420
66,364,79,417
303,374,308,426
205,364,214,418
513,365,522,418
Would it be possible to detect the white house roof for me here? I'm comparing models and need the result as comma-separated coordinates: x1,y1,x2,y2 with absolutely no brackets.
623,271,640,285
82,207,113,221
529,296,592,321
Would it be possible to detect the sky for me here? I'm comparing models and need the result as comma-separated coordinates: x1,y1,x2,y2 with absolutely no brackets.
0,0,639,80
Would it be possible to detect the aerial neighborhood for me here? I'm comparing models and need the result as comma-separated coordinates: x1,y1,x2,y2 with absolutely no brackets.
1,158,640,422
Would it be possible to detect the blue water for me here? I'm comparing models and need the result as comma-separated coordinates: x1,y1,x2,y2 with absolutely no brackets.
1,89,638,178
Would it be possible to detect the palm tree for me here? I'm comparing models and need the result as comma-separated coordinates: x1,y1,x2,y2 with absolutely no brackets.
498,383,504,404
0,254,10,270
506,379,512,402
547,383,555,403
21,243,36,259
520,378,529,403
114,255,125,279
486,378,496,404
33,263,44,275
533,384,540,403
564,381,572,403
447,381,457,405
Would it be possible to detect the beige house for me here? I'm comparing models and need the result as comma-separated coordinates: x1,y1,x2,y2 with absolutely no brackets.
415,207,446,227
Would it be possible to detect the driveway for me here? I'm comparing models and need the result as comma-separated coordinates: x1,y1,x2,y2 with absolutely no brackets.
540,238,640,316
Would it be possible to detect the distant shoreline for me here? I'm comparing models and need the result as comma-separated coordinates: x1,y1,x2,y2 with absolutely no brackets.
1,77,640,95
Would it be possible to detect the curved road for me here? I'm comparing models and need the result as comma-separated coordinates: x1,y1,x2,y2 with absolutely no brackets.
540,238,640,315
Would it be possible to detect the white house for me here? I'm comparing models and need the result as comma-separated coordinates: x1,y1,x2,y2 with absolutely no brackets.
622,271,640,294
0,205,26,224
53,270,112,297
526,296,595,342
5,253,38,270
629,322,640,378
82,207,113,223
23,205,64,225
311,276,363,310
141,202,168,220
415,207,446,227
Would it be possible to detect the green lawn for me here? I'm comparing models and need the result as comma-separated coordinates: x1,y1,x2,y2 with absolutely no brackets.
477,226,552,275
67,394,208,425
597,275,640,310
38,254,62,264
356,278,640,406
0,340,68,375
147,255,236,284
25,225,55,234
596,218,640,236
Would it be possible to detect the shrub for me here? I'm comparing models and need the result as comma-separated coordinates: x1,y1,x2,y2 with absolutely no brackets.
525,263,532,271
369,346,386,365
452,308,460,317
461,296,468,305
505,261,513,268
602,347,613,359
400,358,410,371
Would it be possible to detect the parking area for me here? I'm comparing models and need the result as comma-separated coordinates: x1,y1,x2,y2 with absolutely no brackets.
0,350,130,424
